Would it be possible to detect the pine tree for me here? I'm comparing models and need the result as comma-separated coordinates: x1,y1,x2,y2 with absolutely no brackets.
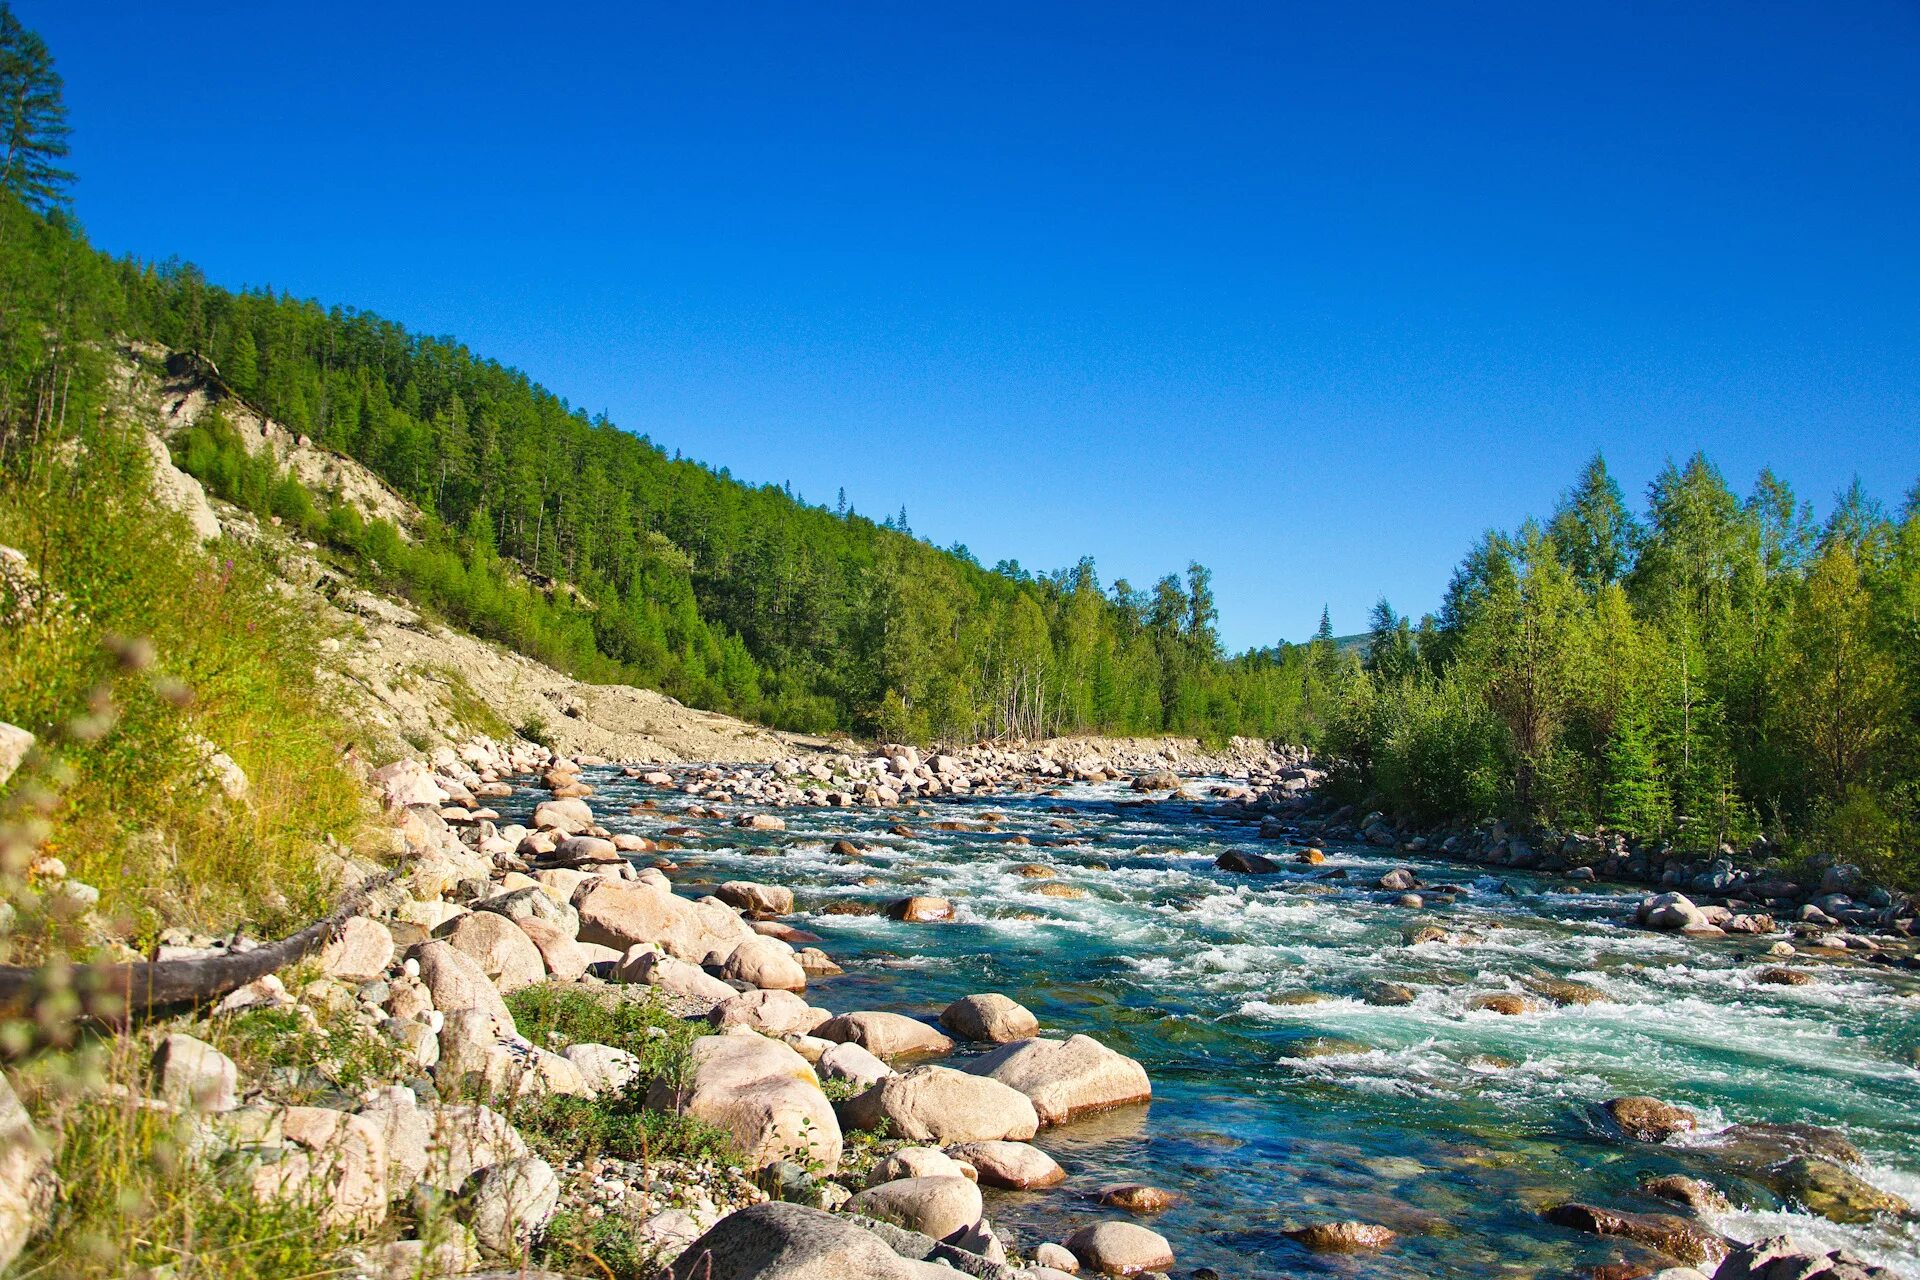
0,4,72,213
1549,453,1638,591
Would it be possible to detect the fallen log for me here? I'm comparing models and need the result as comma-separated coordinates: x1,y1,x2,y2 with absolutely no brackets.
0,871,395,1028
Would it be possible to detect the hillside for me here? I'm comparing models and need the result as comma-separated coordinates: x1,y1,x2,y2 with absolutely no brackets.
113,342,813,765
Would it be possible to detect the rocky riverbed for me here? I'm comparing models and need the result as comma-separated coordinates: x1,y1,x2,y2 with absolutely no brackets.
5,736,1915,1280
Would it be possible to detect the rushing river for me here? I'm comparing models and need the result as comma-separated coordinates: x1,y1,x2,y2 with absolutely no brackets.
529,768,1920,1278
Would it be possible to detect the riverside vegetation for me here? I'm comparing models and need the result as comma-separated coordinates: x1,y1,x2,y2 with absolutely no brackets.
1,7,1919,1280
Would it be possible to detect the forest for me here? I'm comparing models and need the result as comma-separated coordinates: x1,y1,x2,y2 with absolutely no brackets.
1,2,1916,878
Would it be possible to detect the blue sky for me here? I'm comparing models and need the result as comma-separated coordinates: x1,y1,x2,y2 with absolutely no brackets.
28,2,1920,649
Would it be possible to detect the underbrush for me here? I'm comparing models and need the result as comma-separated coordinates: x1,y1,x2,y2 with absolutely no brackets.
502,984,737,1168
0,426,373,954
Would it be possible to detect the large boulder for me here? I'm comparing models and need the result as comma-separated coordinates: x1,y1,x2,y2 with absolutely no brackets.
818,1012,954,1060
443,911,547,992
623,950,739,1004
717,881,795,918
667,1201,937,1280
1064,1221,1174,1276
1596,1096,1697,1143
151,1033,238,1112
841,1065,1039,1143
947,1140,1065,1189
320,916,396,983
970,1035,1150,1126
818,1042,893,1091
940,994,1038,1045
576,880,752,964
411,941,516,1036
531,797,594,833
468,1156,560,1259
720,936,809,992
0,1072,53,1270
845,1175,983,1242
478,885,579,937
1541,1203,1730,1267
647,1028,842,1172
564,1043,643,1096
271,1106,389,1229
709,989,832,1038
513,916,594,981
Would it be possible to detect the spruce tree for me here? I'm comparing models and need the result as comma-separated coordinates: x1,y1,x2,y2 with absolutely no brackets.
0,3,72,213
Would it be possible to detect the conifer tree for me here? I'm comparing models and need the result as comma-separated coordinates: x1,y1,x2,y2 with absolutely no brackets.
0,4,71,213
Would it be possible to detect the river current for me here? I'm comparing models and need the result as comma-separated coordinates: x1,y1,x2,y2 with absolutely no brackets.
534,768,1920,1278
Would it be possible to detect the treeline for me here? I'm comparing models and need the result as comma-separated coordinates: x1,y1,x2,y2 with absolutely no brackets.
4,190,1328,741
1326,455,1920,879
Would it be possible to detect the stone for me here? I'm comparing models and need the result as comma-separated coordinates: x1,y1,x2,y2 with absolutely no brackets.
277,1106,388,1228
0,1071,53,1270
720,935,810,992
1033,1243,1081,1273
478,885,579,936
564,1043,643,1095
437,1008,522,1096
1214,849,1280,875
623,950,739,1004
846,1175,983,1242
1378,868,1417,891
152,1033,238,1112
1064,1221,1174,1276
1597,1096,1697,1143
411,941,517,1036
717,881,796,918
940,994,1039,1045
947,1140,1065,1189
710,989,832,1037
1640,1174,1731,1215
796,947,845,977
0,724,33,791
841,1065,1039,1143
818,1041,894,1090
647,1028,841,1171
818,1011,954,1060
866,1147,972,1186
1098,1183,1176,1213
468,1155,560,1259
1756,966,1815,986
444,911,547,992
371,758,449,810
531,797,594,833
1285,1221,1396,1252
1766,1155,1910,1223
971,1034,1151,1126
667,1201,932,1280
1469,993,1542,1016
321,916,396,982
514,916,593,980
885,896,955,923
576,880,752,964
1541,1203,1730,1267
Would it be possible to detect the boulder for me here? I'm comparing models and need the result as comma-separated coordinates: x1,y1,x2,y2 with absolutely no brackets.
576,880,752,964
667,1201,932,1280
647,1028,842,1171
866,1147,972,1186
947,1140,1065,1190
1285,1221,1395,1252
468,1156,560,1258
444,911,547,992
1596,1096,1697,1143
1064,1221,1174,1276
1098,1184,1176,1214
531,797,594,834
710,989,832,1038
152,1033,238,1112
1541,1203,1730,1267
940,994,1039,1045
717,881,795,918
623,950,739,1004
513,916,593,981
818,1041,893,1090
818,1012,954,1060
720,936,810,992
0,1071,53,1270
320,916,396,983
411,941,517,1036
841,1065,1039,1143
274,1106,388,1228
970,1035,1150,1126
1766,1155,1910,1223
845,1175,983,1242
478,885,579,936
885,897,954,923
564,1043,643,1096
1215,850,1280,875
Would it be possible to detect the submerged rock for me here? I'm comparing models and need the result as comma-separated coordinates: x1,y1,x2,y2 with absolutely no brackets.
1596,1096,1697,1143
1285,1221,1396,1252
1541,1202,1731,1266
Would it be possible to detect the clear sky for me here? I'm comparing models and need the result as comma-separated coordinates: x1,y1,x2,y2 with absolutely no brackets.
26,2,1920,649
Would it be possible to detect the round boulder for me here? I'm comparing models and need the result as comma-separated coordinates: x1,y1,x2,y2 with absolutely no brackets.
940,993,1040,1045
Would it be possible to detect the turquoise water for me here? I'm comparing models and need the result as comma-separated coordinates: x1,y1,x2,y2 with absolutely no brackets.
533,769,1920,1278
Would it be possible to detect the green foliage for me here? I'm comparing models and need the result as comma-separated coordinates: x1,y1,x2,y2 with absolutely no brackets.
0,4,73,214
218,998,411,1102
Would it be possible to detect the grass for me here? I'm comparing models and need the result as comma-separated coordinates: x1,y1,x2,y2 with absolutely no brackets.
429,663,515,742
501,984,739,1168
9,1034,356,1280
0,425,378,956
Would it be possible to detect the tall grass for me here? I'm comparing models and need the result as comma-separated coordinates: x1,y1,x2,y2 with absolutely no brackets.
0,423,373,954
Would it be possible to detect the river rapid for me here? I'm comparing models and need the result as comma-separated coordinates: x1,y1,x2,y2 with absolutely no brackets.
548,767,1920,1279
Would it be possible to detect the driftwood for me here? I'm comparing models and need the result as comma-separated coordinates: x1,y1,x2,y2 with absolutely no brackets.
0,871,395,1027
